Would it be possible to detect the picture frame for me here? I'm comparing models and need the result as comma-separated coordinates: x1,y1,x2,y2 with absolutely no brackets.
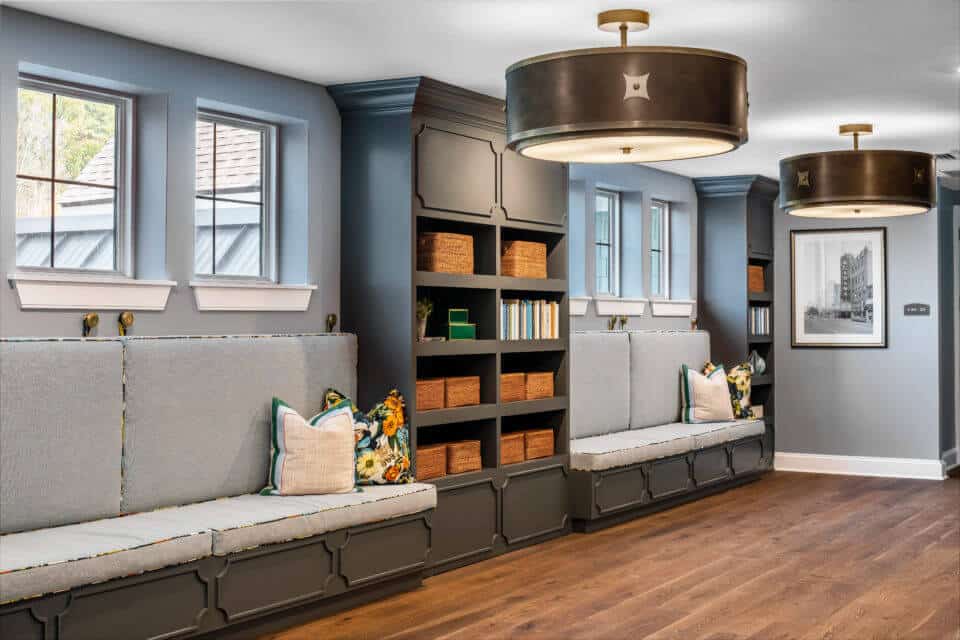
790,227,888,348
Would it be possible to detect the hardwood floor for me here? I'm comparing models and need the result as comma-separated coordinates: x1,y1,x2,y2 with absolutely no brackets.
265,472,960,640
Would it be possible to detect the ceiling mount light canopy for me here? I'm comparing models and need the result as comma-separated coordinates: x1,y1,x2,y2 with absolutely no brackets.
504,9,749,164
779,123,936,218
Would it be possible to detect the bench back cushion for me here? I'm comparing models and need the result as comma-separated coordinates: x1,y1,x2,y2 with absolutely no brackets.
122,335,357,513
628,331,710,429
570,332,631,439
0,340,123,533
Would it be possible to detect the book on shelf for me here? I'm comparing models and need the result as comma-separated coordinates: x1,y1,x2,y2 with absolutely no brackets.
749,306,770,336
501,299,560,340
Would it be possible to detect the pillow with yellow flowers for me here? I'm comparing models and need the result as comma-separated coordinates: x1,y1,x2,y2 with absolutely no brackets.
321,388,413,485
703,362,755,419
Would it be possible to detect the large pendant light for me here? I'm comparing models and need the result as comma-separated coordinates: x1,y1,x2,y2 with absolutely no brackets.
505,9,748,163
780,124,936,218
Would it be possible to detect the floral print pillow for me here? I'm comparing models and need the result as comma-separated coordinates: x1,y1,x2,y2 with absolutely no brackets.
321,388,413,485
703,362,755,419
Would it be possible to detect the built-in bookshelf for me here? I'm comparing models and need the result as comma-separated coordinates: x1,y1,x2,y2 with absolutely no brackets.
331,77,570,574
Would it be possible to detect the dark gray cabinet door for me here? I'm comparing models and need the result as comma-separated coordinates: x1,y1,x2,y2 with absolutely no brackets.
428,477,498,569
502,463,569,545
747,193,774,257
500,149,567,226
415,124,497,217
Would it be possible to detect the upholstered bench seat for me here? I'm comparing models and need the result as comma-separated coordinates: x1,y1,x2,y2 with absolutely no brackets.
570,419,764,471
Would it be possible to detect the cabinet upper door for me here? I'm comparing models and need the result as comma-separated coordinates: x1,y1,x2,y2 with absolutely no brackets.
747,193,774,257
415,124,497,218
500,149,567,227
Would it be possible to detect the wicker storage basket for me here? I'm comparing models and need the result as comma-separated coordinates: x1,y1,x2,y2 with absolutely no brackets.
500,432,526,465
444,376,480,408
446,440,482,474
501,372,526,403
525,372,554,400
416,444,447,480
417,232,474,275
748,265,766,293
416,378,445,411
523,429,555,460
501,240,547,279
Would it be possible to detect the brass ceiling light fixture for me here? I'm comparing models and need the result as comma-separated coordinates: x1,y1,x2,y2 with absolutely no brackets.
780,124,936,218
504,9,749,163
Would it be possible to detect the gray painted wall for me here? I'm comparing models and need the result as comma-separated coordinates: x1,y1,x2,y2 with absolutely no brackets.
938,185,959,461
568,163,697,332
0,7,340,337
773,197,943,461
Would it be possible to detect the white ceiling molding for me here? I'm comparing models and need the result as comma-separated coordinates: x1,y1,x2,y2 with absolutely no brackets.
594,298,647,317
8,272,176,310
569,297,590,316
650,299,696,318
190,280,317,312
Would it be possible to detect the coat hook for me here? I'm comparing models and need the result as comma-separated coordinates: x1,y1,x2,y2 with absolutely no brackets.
82,312,99,337
326,313,338,333
118,311,135,336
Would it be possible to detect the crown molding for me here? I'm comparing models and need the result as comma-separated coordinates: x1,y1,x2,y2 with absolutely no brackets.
694,174,779,198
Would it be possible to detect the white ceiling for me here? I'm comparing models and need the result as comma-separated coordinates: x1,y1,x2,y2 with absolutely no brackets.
9,0,960,178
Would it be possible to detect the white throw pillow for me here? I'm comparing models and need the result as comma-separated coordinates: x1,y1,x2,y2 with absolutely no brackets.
680,364,735,423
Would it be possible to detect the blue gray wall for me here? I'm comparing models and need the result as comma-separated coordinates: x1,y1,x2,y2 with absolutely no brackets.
568,163,697,331
0,7,340,337
938,184,959,464
773,192,945,461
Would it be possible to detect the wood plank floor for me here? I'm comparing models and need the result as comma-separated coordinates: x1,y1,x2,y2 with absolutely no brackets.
265,472,960,640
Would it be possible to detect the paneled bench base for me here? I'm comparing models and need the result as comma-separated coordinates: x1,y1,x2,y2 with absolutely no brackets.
0,512,431,640
569,429,774,533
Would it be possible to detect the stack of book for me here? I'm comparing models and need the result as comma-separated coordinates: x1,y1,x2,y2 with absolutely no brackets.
501,299,560,340
750,306,770,336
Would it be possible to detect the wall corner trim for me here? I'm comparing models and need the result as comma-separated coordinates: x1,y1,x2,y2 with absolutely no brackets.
190,280,317,312
649,299,696,318
8,272,176,310
774,452,945,480
594,297,648,317
569,297,590,316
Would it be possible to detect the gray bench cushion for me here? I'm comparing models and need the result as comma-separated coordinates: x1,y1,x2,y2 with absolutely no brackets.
570,420,764,471
123,335,357,513
628,331,710,429
0,340,123,533
0,510,212,603
570,332,631,438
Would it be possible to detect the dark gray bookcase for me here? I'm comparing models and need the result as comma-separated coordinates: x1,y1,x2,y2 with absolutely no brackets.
694,175,778,428
330,77,571,574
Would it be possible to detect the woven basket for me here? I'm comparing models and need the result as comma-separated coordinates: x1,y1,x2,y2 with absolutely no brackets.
446,440,482,474
500,432,526,465
501,240,547,279
444,376,480,408
501,372,526,403
417,232,474,275
525,372,554,400
523,429,554,460
416,444,447,480
748,265,766,293
416,378,445,411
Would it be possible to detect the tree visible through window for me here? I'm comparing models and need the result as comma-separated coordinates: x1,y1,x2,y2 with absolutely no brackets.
15,79,127,271
595,189,620,296
650,199,670,298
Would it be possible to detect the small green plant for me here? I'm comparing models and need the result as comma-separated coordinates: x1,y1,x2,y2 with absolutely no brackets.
416,298,434,320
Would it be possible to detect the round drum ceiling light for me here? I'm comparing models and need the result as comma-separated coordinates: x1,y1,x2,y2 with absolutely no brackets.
504,9,749,163
779,124,937,218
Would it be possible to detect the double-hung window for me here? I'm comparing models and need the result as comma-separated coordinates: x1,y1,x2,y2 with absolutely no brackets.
594,189,620,296
195,111,277,279
15,77,132,273
650,199,671,299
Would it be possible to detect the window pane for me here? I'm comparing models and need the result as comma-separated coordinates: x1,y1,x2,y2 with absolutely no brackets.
213,200,262,277
55,94,116,186
214,121,262,203
596,245,610,294
650,251,662,298
595,208,610,244
17,88,53,178
651,206,662,251
195,197,214,275
15,178,52,267
54,183,116,270
196,119,214,197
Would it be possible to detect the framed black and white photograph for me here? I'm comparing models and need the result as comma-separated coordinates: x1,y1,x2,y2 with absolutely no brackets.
791,228,887,348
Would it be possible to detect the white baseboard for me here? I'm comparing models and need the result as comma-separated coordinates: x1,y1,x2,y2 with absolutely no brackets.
774,452,944,480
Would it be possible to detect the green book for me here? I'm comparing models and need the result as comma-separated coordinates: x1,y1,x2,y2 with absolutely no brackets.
448,308,470,324
448,322,476,340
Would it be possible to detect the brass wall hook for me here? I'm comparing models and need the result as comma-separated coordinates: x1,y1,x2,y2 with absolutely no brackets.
118,311,135,336
82,312,99,337
326,313,338,333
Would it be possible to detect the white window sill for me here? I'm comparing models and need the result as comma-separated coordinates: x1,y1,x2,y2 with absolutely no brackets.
569,297,591,316
650,299,696,318
594,297,648,317
190,280,317,312
8,272,176,311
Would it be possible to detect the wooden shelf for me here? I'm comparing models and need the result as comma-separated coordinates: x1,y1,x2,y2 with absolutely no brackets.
499,339,567,353
416,271,499,289
500,396,567,417
500,454,568,471
748,251,774,262
499,277,567,293
415,339,498,356
748,291,772,303
415,404,498,427
748,335,773,344
424,467,498,488
752,374,773,387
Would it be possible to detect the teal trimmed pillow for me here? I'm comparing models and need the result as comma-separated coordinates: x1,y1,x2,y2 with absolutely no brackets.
704,361,755,419
680,364,735,424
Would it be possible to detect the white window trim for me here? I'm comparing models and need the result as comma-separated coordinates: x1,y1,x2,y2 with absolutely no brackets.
649,299,696,318
189,280,316,312
594,188,621,297
650,199,671,300
195,109,279,282
8,272,175,311
594,296,647,317
16,75,135,276
569,297,591,316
